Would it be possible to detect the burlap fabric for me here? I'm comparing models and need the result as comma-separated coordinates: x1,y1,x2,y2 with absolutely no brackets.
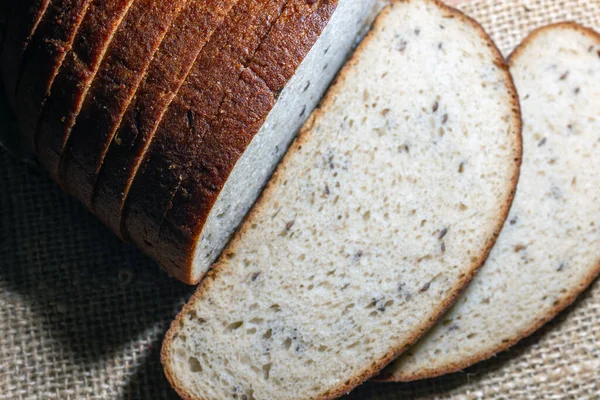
0,1,598,399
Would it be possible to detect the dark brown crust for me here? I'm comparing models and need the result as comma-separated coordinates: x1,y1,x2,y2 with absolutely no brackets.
58,0,187,206
1,0,49,110
35,0,134,183
161,0,523,398
14,0,92,151
249,1,337,93
91,0,239,240
121,0,296,281
378,21,600,383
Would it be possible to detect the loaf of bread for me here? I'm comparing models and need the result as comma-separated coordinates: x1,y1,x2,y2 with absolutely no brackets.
121,0,381,283
0,0,381,284
161,1,521,398
379,22,600,382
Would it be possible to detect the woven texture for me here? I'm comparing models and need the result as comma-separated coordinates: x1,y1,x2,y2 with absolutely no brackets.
0,1,598,399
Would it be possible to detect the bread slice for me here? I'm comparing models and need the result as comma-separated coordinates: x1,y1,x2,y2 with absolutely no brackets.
14,0,93,150
58,0,187,201
90,0,273,240
34,0,135,180
1,0,49,109
379,22,600,383
161,1,521,398
123,0,381,284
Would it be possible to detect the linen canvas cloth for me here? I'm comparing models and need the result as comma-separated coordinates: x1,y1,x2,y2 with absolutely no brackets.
0,0,598,398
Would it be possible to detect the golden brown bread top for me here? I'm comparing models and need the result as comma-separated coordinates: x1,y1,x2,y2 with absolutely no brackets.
2,0,338,285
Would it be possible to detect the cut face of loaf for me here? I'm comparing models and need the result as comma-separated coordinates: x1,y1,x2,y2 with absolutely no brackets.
124,0,383,284
380,22,600,382
161,1,521,399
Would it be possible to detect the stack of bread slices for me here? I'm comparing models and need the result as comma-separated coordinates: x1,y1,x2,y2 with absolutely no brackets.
2,0,598,399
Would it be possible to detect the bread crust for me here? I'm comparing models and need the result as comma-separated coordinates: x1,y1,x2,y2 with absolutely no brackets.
377,21,600,383
1,0,49,110
58,0,187,204
121,0,319,282
90,0,239,240
34,0,134,183
14,0,92,150
161,0,523,398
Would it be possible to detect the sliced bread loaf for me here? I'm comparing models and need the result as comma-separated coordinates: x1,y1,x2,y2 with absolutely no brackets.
34,0,135,178
58,0,187,199
14,0,93,150
91,0,238,239
379,22,600,382
161,1,521,398
1,0,49,109
123,0,380,283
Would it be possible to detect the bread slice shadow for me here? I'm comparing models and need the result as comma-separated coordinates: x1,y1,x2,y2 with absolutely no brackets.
0,94,194,364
